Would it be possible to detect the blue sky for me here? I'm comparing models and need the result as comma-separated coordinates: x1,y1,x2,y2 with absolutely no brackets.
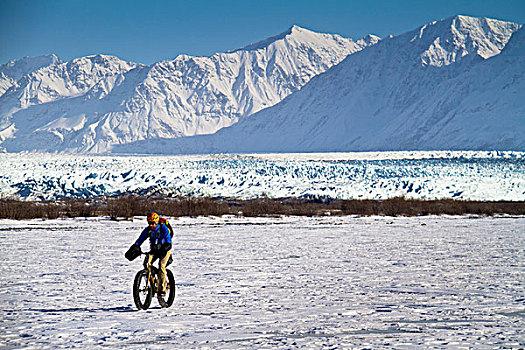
1,0,524,65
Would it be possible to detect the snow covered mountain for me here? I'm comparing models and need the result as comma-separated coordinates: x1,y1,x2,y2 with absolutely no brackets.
0,55,144,146
118,15,522,154
0,54,63,97
0,26,377,153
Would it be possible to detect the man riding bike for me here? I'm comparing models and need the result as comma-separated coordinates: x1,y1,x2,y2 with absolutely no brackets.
131,212,172,296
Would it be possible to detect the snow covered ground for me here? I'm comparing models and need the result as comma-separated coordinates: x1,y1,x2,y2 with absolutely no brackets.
0,151,524,201
1,215,524,348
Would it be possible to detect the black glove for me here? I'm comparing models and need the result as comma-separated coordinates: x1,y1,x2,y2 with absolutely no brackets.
160,242,172,255
125,244,141,261
151,243,161,252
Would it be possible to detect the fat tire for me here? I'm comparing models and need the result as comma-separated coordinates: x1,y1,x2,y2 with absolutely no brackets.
158,269,176,308
133,269,153,310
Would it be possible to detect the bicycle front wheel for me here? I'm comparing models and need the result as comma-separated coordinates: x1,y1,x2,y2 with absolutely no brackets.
133,269,153,310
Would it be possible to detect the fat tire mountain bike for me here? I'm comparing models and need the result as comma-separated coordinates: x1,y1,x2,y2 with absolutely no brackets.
133,251,176,310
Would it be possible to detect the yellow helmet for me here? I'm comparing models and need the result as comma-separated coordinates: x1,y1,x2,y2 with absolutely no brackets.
147,212,159,224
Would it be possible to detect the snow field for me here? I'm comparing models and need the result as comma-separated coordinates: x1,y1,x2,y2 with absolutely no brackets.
1,215,524,348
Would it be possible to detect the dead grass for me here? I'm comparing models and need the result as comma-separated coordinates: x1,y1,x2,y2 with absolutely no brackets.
0,196,524,220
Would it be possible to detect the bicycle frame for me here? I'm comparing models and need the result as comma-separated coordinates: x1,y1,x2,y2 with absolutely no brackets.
142,253,159,294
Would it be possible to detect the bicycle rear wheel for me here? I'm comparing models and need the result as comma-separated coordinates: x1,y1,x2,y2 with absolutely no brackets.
133,269,153,310
158,269,176,308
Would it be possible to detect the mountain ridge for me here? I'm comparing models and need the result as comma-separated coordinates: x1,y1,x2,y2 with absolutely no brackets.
113,15,523,154
1,16,522,154
0,26,376,152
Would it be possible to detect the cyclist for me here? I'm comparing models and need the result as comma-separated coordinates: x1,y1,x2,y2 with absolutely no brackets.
132,212,172,296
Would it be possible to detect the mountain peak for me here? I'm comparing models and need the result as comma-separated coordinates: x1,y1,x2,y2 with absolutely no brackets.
451,14,478,23
234,25,333,52
357,34,381,46
288,24,310,34
71,54,131,64
406,14,521,66
1,54,61,69
0,54,63,96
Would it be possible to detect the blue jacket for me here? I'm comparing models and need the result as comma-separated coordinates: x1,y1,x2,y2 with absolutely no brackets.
134,223,172,252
